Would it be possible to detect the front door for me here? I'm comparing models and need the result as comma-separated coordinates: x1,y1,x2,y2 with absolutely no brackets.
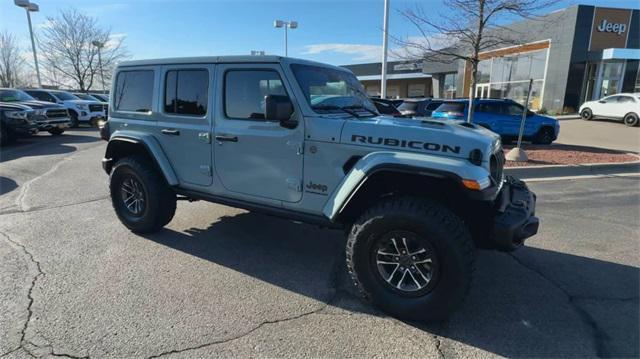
156,64,213,186
213,64,304,203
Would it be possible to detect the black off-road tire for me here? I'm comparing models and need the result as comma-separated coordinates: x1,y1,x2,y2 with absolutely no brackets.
532,127,555,145
623,113,639,127
346,196,475,322
109,155,176,233
48,128,65,135
580,108,593,121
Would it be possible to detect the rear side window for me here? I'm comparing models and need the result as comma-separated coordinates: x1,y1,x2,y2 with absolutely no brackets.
28,91,56,103
437,102,465,113
114,70,154,112
164,69,209,116
476,102,502,114
224,70,286,120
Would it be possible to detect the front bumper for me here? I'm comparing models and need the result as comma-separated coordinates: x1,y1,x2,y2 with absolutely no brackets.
79,111,105,122
491,176,539,251
36,118,70,130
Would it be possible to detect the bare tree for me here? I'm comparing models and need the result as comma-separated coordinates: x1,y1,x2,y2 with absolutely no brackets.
0,31,27,88
38,9,127,91
397,0,557,122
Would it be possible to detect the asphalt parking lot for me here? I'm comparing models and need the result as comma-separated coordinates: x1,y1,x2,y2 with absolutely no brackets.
0,129,638,358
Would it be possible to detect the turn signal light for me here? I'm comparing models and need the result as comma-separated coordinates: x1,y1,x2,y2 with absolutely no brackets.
462,179,482,191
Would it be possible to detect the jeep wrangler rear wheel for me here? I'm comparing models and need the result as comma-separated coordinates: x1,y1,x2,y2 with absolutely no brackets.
110,155,176,233
346,196,474,321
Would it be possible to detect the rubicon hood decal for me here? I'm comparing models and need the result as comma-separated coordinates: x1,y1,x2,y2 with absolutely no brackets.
351,135,461,154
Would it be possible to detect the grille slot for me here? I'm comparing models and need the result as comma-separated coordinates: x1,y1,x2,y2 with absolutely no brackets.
45,109,68,118
490,150,505,184
89,104,103,112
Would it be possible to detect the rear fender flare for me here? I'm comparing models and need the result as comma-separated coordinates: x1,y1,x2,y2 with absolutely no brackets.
104,130,178,186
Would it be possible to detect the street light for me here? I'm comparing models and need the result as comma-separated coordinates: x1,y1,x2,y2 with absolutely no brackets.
92,40,106,92
14,0,42,87
274,20,298,56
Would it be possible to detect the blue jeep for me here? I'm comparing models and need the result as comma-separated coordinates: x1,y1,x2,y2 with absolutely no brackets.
431,99,560,144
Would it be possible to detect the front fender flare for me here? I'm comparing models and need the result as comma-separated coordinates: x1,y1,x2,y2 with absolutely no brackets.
322,151,490,221
105,130,179,186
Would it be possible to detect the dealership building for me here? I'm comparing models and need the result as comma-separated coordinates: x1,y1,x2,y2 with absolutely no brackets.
343,5,639,113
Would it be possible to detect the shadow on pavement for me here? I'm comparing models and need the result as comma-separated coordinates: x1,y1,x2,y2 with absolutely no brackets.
0,129,100,163
143,212,639,358
0,176,18,195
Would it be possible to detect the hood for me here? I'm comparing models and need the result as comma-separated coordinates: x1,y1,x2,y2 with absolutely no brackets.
66,99,100,105
4,100,66,110
340,115,500,161
0,102,33,111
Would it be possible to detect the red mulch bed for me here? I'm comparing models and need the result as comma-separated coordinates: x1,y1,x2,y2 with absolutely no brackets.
503,144,638,167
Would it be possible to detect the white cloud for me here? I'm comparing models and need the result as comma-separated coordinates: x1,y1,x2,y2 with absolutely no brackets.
303,34,455,64
303,43,383,62
105,33,127,50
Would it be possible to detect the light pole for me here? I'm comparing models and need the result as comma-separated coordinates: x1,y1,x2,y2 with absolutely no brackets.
92,40,106,92
14,0,42,87
274,20,298,56
380,0,390,99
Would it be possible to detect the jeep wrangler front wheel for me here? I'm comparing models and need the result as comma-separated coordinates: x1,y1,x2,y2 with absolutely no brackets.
110,155,176,233
346,197,474,321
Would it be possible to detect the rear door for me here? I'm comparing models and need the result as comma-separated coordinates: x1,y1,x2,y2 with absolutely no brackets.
155,64,214,187
612,95,634,118
475,102,506,133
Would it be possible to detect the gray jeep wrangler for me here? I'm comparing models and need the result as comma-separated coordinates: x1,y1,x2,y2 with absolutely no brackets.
101,56,539,321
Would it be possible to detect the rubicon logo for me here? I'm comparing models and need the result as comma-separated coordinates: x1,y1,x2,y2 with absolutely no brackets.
597,19,626,35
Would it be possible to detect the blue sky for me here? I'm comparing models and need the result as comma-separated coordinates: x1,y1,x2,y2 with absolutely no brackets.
1,0,639,66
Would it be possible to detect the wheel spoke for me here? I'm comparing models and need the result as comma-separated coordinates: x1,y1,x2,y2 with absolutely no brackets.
408,248,427,256
376,260,397,265
390,238,401,254
414,265,430,283
407,269,421,288
385,264,399,284
377,250,399,256
414,258,433,264
396,269,407,289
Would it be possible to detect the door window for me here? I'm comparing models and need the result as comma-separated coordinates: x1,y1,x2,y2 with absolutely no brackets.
224,70,286,120
29,91,56,103
114,70,154,112
617,96,634,103
164,69,209,116
476,102,502,114
504,103,524,116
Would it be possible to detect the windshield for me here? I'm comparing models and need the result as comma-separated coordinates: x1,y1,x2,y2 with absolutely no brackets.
53,91,80,101
0,89,36,102
398,102,418,112
290,64,377,115
437,102,465,113
75,93,98,101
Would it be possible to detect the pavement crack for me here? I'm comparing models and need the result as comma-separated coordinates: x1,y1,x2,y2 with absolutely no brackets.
508,253,611,357
0,196,109,216
434,334,445,359
147,251,347,358
0,230,44,357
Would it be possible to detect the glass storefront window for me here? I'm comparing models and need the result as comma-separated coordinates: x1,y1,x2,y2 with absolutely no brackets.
475,47,548,110
599,61,624,97
444,73,457,99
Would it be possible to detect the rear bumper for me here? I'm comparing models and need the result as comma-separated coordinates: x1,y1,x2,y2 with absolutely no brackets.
490,176,539,251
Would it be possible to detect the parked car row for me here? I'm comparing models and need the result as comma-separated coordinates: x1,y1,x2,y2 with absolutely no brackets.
0,88,109,146
368,96,560,144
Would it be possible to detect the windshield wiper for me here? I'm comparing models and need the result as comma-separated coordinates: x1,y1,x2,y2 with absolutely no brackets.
342,105,378,117
311,105,361,118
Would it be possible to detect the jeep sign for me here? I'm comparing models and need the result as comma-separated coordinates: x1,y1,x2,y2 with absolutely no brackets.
589,8,632,51
596,19,626,35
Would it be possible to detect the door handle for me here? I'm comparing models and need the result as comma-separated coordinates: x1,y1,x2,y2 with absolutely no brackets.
161,129,180,136
215,134,238,143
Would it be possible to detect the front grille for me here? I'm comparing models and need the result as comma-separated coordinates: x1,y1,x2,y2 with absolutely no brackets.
103,104,109,116
89,104,103,112
45,109,68,118
490,150,505,184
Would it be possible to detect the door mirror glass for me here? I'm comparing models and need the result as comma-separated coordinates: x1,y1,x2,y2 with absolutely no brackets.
265,95,296,128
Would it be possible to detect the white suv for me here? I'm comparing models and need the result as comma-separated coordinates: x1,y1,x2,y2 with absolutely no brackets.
579,93,640,127
24,89,106,127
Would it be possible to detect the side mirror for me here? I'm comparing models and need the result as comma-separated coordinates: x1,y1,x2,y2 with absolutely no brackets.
598,100,606,104
265,95,297,129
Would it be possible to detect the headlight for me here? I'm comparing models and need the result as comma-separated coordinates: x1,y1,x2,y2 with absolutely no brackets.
4,110,29,120
34,109,47,116
76,104,88,110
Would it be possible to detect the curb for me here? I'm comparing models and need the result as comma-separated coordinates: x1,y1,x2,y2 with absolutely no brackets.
505,160,640,180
